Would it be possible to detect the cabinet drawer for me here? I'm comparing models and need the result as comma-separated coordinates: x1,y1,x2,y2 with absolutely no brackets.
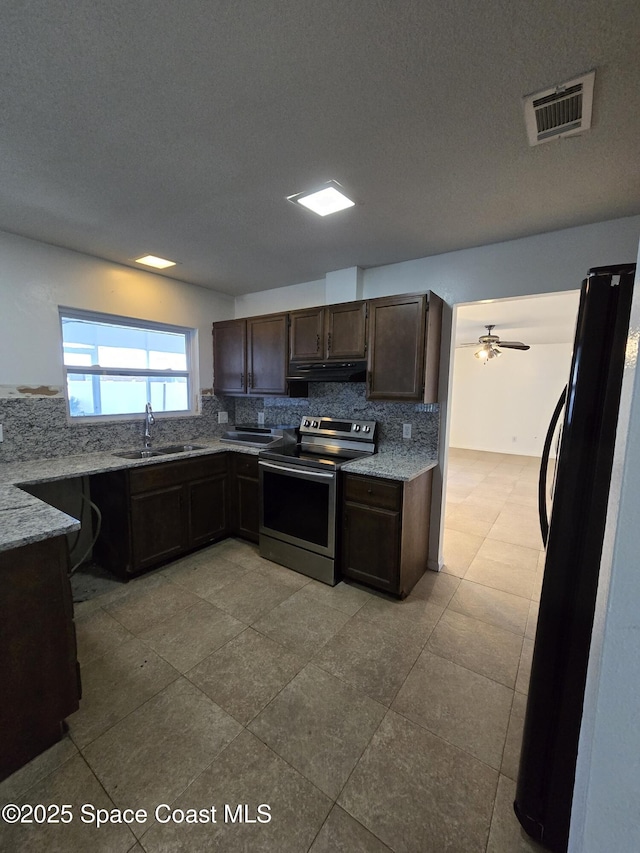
129,453,228,494
190,454,228,478
343,475,402,510
234,453,259,478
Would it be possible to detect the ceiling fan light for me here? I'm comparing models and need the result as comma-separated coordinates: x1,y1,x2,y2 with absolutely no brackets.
475,347,489,360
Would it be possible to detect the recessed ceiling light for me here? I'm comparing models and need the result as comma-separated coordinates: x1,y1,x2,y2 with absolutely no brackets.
287,180,355,216
134,255,177,269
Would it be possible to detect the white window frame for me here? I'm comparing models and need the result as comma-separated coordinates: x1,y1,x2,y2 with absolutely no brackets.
59,307,199,421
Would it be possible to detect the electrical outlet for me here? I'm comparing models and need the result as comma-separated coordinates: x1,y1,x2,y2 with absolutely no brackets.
218,411,228,424
0,424,3,442
402,423,412,439
257,411,265,426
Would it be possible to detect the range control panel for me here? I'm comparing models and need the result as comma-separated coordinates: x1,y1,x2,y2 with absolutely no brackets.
299,416,377,439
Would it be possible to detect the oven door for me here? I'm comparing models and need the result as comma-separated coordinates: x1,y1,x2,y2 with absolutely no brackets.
259,459,336,558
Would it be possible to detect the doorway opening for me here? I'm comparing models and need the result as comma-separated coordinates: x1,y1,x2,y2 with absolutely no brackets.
439,289,579,619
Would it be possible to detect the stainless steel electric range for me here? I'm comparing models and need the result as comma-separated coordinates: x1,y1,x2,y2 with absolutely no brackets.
258,416,378,585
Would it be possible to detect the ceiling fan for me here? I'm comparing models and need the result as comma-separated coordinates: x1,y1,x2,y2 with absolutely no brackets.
460,325,531,361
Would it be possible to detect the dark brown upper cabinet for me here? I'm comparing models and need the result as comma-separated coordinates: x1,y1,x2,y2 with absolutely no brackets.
366,292,442,403
213,314,288,396
289,301,367,361
212,319,246,394
288,307,324,360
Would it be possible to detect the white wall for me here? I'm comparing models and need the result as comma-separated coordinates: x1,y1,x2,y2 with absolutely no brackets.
236,216,640,317
359,215,640,570
0,231,234,390
568,250,640,853
235,278,325,318
449,342,573,456
5,216,634,389
361,216,640,304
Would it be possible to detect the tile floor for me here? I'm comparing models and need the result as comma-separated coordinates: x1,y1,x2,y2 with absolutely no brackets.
0,449,546,852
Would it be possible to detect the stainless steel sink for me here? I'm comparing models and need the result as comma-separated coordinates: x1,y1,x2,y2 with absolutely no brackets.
113,449,162,459
219,431,280,448
112,444,206,460
155,444,207,454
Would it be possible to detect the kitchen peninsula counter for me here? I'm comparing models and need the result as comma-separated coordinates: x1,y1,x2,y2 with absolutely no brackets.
0,440,256,553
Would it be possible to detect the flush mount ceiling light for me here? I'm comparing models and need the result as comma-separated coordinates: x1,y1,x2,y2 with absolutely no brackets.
287,180,355,216
134,255,177,269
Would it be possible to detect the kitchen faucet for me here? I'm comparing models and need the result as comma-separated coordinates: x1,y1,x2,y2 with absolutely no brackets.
144,402,155,448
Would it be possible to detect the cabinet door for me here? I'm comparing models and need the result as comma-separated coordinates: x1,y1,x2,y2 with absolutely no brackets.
188,474,228,547
231,454,260,542
326,302,367,359
342,502,401,593
235,473,259,542
247,314,288,395
367,294,426,401
289,308,324,361
213,319,246,394
130,485,186,570
0,536,80,780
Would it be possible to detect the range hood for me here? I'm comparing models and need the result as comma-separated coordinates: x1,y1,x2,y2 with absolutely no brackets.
287,360,367,382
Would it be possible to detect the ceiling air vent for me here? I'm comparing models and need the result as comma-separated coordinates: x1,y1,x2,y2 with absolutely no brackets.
523,70,595,146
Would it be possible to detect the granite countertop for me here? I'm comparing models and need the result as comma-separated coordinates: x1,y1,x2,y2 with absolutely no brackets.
0,438,437,553
0,439,257,553
343,445,438,481
0,484,82,553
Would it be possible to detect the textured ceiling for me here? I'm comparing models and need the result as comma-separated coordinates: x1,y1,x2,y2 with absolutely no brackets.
1,1,639,296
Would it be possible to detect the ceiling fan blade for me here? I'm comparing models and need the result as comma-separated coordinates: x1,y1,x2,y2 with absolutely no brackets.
497,342,530,350
458,342,482,347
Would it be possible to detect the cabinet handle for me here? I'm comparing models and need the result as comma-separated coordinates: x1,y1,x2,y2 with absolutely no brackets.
316,333,320,353
327,332,332,353
248,372,253,388
240,372,245,388
367,488,373,494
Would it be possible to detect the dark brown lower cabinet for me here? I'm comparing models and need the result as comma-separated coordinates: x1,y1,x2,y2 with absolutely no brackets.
0,536,80,781
342,469,433,598
130,485,186,570
188,473,229,547
230,454,259,542
91,454,229,576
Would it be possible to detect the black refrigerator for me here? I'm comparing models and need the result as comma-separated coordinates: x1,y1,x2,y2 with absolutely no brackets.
514,263,637,851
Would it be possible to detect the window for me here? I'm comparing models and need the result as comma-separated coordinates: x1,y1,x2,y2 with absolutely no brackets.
60,309,196,419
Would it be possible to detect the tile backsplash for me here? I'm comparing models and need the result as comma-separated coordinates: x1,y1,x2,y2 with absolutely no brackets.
0,382,438,464
235,382,439,453
0,391,236,463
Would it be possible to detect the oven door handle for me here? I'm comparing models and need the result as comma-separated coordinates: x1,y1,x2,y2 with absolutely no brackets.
259,460,335,480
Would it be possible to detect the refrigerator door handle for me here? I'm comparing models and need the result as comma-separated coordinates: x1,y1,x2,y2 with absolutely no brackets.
538,385,567,546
